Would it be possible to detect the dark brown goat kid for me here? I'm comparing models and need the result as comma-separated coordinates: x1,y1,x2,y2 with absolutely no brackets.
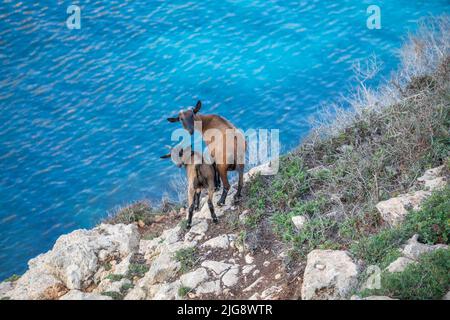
167,101,246,206
161,146,217,229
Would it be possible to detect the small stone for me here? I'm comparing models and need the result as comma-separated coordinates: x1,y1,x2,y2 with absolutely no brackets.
263,261,270,267
252,269,260,277
202,234,232,250
245,254,254,264
187,292,196,299
274,274,282,280
291,216,307,231
264,250,269,255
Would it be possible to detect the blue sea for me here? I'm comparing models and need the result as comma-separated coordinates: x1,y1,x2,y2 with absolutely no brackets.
0,1,449,280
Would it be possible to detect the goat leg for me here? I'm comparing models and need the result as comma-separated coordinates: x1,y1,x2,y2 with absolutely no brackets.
186,187,195,229
208,199,218,223
187,203,194,229
217,166,230,206
194,191,201,211
213,163,221,191
217,187,229,206
233,166,244,204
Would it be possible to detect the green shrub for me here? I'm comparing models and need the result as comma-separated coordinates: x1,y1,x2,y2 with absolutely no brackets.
126,263,149,279
101,291,123,300
174,247,198,274
105,201,156,225
404,185,450,245
361,249,450,300
3,274,20,282
120,282,134,293
106,274,124,282
244,209,265,229
351,227,410,267
293,217,340,254
352,185,450,266
178,286,191,297
338,211,379,242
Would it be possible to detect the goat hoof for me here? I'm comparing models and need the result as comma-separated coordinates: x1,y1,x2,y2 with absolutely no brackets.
186,223,192,229
217,201,224,207
194,206,199,211
212,217,218,224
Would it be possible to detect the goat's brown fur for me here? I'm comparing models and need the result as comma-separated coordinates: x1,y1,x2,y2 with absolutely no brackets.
167,101,246,206
161,146,217,228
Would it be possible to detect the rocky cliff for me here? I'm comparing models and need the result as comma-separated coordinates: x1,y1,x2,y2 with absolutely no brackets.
0,163,448,300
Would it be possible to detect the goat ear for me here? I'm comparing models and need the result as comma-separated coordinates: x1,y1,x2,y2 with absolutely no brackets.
193,100,201,114
167,116,179,123
160,153,172,159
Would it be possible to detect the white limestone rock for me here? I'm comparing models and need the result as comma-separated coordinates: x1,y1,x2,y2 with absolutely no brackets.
376,191,430,226
222,266,239,287
201,260,233,276
60,290,112,300
386,257,415,273
292,215,307,231
301,250,359,300
180,268,209,289
401,234,448,260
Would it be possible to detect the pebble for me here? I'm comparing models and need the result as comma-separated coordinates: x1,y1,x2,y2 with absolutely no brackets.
245,254,254,264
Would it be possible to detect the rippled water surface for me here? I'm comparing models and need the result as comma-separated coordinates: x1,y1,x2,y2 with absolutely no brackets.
1,1,449,279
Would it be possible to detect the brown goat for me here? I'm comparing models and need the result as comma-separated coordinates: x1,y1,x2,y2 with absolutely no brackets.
161,146,217,229
167,101,246,206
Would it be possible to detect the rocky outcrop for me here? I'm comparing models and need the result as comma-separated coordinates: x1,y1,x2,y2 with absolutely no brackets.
243,162,277,183
376,191,430,226
301,250,359,300
376,165,447,226
386,257,415,273
2,224,139,300
60,290,112,300
401,234,448,260
384,234,448,274
417,165,447,191
2,163,446,300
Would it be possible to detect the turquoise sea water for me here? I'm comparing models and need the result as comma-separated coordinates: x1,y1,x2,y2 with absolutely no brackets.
0,1,449,280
